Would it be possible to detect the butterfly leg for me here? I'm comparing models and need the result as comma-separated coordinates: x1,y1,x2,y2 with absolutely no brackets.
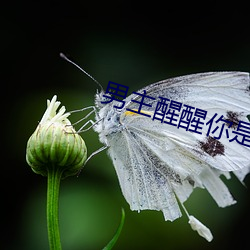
77,119,101,132
70,106,97,125
77,145,108,176
85,145,108,165
68,106,101,132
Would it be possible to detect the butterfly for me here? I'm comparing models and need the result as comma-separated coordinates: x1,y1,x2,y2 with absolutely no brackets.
61,55,250,241
93,72,250,241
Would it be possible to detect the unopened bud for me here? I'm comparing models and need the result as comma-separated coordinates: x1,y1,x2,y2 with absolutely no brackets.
26,95,87,178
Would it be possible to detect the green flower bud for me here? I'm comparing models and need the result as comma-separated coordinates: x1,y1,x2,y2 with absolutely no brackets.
26,95,87,178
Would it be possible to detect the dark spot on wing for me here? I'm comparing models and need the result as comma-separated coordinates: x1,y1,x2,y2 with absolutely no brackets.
246,84,250,94
199,136,225,157
186,177,195,186
225,111,241,129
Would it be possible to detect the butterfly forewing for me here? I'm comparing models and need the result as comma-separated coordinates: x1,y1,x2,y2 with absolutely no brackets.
120,72,250,172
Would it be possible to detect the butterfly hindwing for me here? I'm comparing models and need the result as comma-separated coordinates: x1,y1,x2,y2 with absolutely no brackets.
107,124,182,221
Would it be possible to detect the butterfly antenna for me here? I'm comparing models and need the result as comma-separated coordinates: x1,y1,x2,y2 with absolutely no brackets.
60,53,104,92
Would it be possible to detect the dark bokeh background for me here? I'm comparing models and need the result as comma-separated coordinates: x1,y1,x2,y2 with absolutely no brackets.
2,2,250,250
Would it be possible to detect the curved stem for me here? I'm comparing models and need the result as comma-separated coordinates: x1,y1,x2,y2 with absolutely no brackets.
47,165,63,250
103,208,125,250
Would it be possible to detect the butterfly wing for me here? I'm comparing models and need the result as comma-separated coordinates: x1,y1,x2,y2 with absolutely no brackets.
122,71,250,172
106,121,182,221
125,71,250,113
105,72,250,221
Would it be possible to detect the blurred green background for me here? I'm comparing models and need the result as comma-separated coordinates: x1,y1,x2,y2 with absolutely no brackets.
2,1,250,250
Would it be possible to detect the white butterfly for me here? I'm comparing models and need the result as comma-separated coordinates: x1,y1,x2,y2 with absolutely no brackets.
91,72,250,241
61,54,250,242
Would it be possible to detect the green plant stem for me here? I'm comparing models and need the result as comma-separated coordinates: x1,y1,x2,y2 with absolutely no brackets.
47,165,63,250
103,208,125,250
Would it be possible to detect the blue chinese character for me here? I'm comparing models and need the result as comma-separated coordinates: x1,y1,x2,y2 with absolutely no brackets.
178,104,195,130
152,97,170,122
188,108,207,134
229,120,250,147
101,81,129,109
126,90,155,117
205,113,233,139
164,100,182,126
